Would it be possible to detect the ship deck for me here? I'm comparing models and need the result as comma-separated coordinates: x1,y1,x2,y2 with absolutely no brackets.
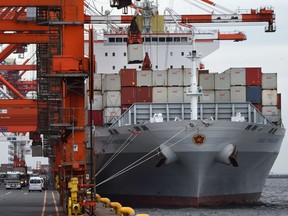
111,102,274,127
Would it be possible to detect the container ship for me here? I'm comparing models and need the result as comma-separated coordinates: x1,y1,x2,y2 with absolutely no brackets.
88,0,285,207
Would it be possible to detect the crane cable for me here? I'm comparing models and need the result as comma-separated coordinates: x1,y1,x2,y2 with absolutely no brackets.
95,131,140,177
96,124,206,187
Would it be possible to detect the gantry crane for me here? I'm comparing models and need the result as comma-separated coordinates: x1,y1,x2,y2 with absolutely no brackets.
0,0,276,215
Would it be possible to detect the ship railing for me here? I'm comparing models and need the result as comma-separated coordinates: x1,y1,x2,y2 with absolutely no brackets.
110,102,275,127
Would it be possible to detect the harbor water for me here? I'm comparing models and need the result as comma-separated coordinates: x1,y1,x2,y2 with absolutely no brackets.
136,178,288,216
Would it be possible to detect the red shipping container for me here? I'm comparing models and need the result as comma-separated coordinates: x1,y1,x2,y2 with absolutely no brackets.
246,67,262,86
253,104,262,112
136,87,152,102
88,110,103,126
121,87,137,104
198,69,209,74
120,69,137,87
277,93,281,110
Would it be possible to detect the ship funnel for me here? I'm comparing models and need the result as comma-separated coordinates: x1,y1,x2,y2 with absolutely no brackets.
216,144,238,167
156,144,178,167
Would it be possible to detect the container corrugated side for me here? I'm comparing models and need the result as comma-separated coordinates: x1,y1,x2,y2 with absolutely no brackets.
88,110,103,126
93,73,102,91
231,86,246,102
136,87,152,102
152,87,168,103
120,69,137,87
167,68,183,86
183,68,192,86
168,87,184,103
121,87,136,105
199,90,215,103
91,91,103,110
246,86,262,104
103,107,121,124
103,91,121,107
277,93,281,109
224,68,246,86
137,70,152,86
262,106,280,123
262,73,277,89
215,90,230,102
199,73,215,90
102,74,121,92
215,73,230,90
262,90,277,106
246,67,262,86
152,70,167,86
183,87,191,103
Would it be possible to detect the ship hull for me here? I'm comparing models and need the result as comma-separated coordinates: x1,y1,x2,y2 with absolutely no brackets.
94,120,285,207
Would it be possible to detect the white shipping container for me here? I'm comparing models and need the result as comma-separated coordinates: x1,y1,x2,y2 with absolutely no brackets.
224,68,246,86
103,91,121,107
168,87,184,103
262,73,277,89
199,74,215,90
93,74,102,91
90,91,103,110
152,87,168,103
215,73,230,90
137,70,152,86
103,107,121,124
230,86,246,102
127,44,144,64
199,90,215,103
167,68,183,86
262,106,280,122
102,74,121,92
262,90,277,106
183,68,192,86
153,70,168,86
215,90,230,102
183,87,191,103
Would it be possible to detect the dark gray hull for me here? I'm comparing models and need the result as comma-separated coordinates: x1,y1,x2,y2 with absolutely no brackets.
94,119,285,207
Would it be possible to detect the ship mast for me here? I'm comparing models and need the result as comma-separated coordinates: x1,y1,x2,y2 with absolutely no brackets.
186,29,202,120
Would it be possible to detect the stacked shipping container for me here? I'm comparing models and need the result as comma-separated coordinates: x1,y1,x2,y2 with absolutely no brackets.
88,67,281,126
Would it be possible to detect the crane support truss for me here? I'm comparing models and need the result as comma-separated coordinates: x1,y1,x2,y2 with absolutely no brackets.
0,0,94,213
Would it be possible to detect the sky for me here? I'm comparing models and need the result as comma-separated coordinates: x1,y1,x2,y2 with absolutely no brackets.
1,0,288,173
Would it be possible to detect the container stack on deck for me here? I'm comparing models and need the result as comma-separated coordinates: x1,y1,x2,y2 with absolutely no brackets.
88,67,281,127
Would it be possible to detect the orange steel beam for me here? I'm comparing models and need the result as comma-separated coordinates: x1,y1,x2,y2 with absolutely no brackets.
0,20,49,31
0,99,38,133
218,32,247,41
0,44,21,63
0,65,36,70
0,75,25,99
0,33,49,43
0,0,61,7
19,58,32,77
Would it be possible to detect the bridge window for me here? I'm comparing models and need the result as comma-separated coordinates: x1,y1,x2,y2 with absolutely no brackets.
145,37,151,42
166,37,173,42
159,37,165,42
152,37,158,42
174,37,180,42
109,38,115,42
116,38,122,42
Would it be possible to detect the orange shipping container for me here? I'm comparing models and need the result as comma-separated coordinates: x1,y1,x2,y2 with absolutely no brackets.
120,69,137,87
136,87,152,102
246,67,262,86
121,87,137,104
88,110,103,126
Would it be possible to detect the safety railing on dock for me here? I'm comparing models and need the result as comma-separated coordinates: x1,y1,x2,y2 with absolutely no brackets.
111,102,274,127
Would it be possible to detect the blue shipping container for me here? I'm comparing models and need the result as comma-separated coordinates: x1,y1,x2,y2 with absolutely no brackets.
246,86,262,104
